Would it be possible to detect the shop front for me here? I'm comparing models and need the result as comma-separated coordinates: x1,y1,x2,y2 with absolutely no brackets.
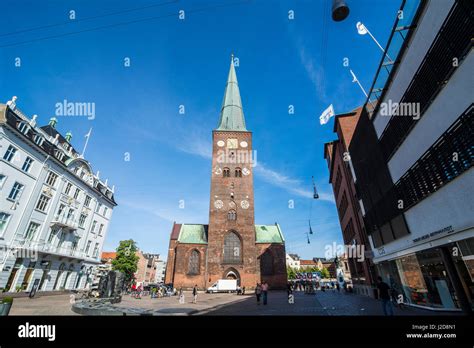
376,238,474,311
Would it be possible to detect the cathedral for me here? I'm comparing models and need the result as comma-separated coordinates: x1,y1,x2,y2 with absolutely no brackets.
164,56,287,290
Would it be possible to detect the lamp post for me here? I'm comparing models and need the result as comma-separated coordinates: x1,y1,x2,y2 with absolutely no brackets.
356,22,393,62
332,0,350,22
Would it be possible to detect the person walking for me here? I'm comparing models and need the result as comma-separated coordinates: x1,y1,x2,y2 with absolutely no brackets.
192,284,198,304
287,282,293,297
377,276,394,316
261,281,269,305
255,283,262,305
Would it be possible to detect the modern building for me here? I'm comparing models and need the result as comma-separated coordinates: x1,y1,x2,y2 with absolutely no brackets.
349,0,473,311
165,56,287,289
324,107,375,297
0,98,117,293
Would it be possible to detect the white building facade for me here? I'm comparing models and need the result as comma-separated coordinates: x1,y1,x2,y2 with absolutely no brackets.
349,0,473,311
0,98,117,293
154,259,166,284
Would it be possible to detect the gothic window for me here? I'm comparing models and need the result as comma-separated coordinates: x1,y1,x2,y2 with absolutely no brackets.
223,231,241,264
227,210,237,221
223,167,231,177
235,167,242,177
188,249,200,275
260,250,274,276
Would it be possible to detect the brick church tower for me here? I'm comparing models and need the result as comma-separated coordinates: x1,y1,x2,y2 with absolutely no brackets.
165,56,287,290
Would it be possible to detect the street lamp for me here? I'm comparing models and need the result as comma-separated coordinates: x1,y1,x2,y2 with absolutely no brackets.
356,21,393,61
332,0,350,22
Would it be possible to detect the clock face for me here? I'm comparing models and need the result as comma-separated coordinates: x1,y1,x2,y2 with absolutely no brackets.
240,141,248,148
217,140,225,147
214,200,223,209
241,200,250,209
242,167,250,176
214,166,222,175
227,138,238,149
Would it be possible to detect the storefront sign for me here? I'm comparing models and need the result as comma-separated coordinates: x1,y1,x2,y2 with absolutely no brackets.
412,225,454,244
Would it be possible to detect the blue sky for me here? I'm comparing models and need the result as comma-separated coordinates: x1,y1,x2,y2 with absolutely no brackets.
1,0,401,259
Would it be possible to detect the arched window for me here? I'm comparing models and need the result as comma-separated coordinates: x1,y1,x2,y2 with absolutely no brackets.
223,167,230,177
260,249,274,276
235,168,242,177
227,210,237,221
187,250,200,275
223,231,241,264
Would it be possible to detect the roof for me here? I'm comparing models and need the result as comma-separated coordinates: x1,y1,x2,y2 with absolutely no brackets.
300,260,318,265
255,224,284,243
177,224,209,244
172,223,285,244
101,252,117,260
216,55,247,131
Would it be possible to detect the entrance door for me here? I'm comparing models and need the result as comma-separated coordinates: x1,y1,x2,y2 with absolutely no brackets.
5,258,23,292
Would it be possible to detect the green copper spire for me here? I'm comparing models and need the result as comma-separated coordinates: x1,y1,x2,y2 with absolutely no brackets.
216,54,247,131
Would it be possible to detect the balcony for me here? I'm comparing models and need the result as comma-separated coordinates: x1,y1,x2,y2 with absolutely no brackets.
51,214,79,231
11,238,87,260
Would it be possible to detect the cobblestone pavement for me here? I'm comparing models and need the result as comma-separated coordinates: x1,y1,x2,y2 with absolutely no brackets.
199,290,461,316
7,290,462,316
10,294,78,315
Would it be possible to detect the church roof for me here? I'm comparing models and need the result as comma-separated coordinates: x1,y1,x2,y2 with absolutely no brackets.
174,223,284,244
255,224,285,243
216,55,247,131
177,224,208,244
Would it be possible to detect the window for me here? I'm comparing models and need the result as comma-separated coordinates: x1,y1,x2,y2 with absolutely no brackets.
0,212,11,235
35,194,50,212
338,191,349,218
78,214,87,228
334,167,342,198
47,229,57,243
227,210,237,221
223,231,241,264
17,122,29,134
235,168,242,177
72,237,80,250
85,241,92,254
74,188,80,199
84,195,91,207
91,220,97,233
21,157,34,172
34,134,44,146
223,167,230,177
96,203,102,213
98,224,104,236
46,171,58,187
103,207,108,217
25,222,40,240
3,145,17,162
56,204,65,219
0,174,6,188
92,243,99,257
8,182,24,200
187,250,200,275
66,208,74,220
64,183,72,195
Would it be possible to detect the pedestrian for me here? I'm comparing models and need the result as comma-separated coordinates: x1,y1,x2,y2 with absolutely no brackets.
255,283,262,305
179,288,185,304
336,283,340,292
242,286,246,295
390,287,403,309
192,284,198,304
377,276,394,316
261,281,269,305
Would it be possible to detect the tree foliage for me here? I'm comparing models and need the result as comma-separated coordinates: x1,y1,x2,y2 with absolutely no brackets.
112,239,139,285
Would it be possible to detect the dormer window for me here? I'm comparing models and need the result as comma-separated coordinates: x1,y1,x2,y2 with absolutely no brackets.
17,122,30,135
54,150,65,161
34,134,44,146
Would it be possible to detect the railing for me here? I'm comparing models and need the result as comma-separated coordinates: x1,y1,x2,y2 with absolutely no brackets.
11,238,87,260
51,214,79,230
364,0,425,119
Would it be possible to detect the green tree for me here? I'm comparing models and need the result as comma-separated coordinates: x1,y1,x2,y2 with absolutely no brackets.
287,267,297,279
112,239,139,285
320,268,330,279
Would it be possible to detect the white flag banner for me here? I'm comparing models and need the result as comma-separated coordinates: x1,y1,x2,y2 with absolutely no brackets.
319,104,335,125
